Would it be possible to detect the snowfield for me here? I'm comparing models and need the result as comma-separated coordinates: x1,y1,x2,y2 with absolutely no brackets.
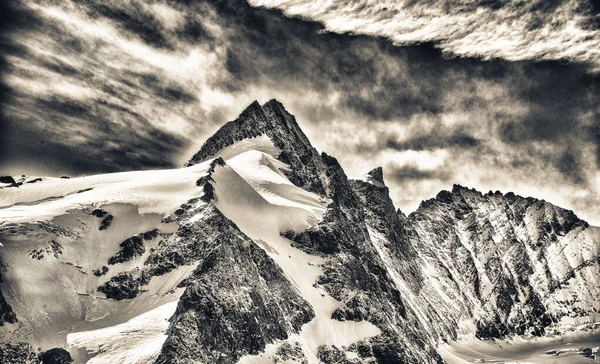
0,162,211,224
67,301,178,364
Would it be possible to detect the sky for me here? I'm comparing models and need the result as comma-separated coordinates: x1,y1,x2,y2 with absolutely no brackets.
0,0,599,224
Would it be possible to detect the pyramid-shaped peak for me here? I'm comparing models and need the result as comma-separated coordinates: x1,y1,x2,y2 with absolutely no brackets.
186,100,328,195
235,99,290,127
239,100,262,115
367,167,384,185
363,166,386,188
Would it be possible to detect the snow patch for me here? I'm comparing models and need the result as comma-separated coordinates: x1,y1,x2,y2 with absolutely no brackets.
210,135,281,161
67,301,177,364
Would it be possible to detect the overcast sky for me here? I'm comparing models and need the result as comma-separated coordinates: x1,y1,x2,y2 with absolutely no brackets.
1,0,599,224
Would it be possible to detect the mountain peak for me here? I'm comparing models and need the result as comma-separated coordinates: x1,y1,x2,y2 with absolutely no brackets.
240,100,262,115
186,100,328,195
365,167,385,186
264,98,284,108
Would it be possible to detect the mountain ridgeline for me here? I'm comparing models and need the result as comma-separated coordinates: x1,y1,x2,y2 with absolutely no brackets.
0,100,598,363
171,100,600,362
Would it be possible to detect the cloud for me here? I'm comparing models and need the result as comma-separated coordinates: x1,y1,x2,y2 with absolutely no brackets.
386,133,480,151
388,166,450,182
0,0,234,175
248,0,600,72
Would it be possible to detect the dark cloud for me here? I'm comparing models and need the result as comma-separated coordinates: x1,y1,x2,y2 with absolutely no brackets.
558,146,586,185
0,1,43,169
386,134,481,151
85,1,174,50
388,166,450,182
500,63,599,143
136,73,197,103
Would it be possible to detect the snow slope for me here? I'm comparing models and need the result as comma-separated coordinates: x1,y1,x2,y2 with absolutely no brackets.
0,163,210,224
0,161,214,360
209,150,381,362
67,301,178,364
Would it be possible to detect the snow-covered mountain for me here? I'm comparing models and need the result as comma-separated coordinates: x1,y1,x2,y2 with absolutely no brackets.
0,100,598,363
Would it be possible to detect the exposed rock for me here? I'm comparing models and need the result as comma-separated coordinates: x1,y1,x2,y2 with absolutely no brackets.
366,167,385,186
30,241,63,260
108,235,145,265
317,345,347,363
0,176,16,184
155,205,314,364
200,182,215,203
39,348,73,364
99,214,113,230
142,229,159,241
91,209,108,218
97,272,140,300
0,291,17,326
0,343,37,363
92,266,109,277
0,269,17,327
274,342,307,363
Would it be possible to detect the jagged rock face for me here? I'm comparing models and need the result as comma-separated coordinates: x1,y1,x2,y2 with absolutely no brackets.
0,343,37,363
343,166,600,345
288,155,443,363
156,203,314,364
0,280,17,327
348,176,474,344
405,185,600,339
186,100,328,196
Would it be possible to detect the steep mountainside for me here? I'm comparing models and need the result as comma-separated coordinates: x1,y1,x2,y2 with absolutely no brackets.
417,186,599,334
0,100,598,363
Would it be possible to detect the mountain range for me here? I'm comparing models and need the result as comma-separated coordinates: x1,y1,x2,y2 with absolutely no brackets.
0,100,598,363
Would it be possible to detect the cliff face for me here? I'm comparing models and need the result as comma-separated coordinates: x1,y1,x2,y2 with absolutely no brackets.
406,186,600,339
0,100,598,363
156,204,314,364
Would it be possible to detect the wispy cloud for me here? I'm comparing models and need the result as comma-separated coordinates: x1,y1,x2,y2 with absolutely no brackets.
249,0,600,71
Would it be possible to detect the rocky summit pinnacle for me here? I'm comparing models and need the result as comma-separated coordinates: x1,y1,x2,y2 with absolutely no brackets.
186,100,328,195
365,167,385,186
